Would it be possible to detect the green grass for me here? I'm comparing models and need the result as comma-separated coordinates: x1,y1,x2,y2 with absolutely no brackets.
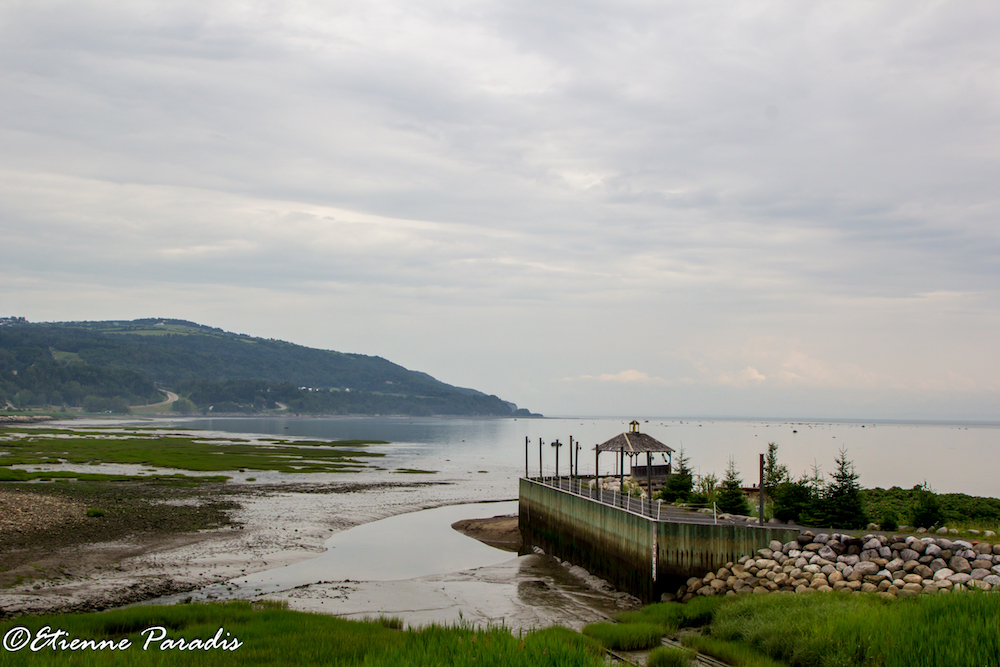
614,596,725,633
0,428,387,474
681,635,788,667
0,602,606,666
581,622,663,650
692,590,1000,667
647,645,695,667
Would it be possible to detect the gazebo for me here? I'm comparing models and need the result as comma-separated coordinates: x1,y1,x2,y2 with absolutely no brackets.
596,420,674,501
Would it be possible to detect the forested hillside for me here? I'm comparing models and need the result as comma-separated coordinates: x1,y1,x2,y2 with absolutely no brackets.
0,318,539,416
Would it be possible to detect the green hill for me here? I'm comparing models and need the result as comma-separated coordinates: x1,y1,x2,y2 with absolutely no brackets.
0,318,540,417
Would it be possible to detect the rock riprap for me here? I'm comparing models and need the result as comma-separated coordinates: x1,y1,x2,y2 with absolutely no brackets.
676,531,1000,601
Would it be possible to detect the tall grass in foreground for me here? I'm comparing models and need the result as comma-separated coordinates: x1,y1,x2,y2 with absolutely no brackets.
0,602,605,667
708,591,1000,667
580,622,663,650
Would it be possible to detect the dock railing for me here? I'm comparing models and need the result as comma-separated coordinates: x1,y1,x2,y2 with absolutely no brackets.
525,475,778,528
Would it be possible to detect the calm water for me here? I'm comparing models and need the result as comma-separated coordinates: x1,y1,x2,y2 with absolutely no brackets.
169,416,999,497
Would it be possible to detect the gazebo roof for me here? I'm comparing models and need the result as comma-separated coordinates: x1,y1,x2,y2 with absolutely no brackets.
596,421,674,454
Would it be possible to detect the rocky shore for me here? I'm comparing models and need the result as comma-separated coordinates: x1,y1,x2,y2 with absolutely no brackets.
679,531,1000,601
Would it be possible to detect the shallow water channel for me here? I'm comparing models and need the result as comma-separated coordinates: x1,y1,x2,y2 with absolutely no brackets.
158,501,520,604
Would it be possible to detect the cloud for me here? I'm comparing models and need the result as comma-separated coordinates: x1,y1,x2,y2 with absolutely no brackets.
565,370,668,385
2,1,999,418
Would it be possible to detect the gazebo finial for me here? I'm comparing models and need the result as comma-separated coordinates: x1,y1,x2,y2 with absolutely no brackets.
629,419,640,433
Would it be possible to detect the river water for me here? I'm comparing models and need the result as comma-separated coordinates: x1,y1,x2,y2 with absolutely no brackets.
169,416,1000,497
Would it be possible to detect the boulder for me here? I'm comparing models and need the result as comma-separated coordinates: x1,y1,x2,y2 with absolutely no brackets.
899,548,921,562
929,558,948,572
885,558,905,572
971,559,994,570
983,575,1000,587
854,561,879,576
970,569,991,581
933,568,955,582
985,531,997,538
947,573,972,585
924,543,942,558
863,537,882,551
818,545,837,561
949,556,972,574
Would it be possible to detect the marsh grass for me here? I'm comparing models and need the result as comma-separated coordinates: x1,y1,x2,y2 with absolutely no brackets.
706,590,1000,667
581,622,663,650
0,603,606,667
681,635,787,667
0,429,387,474
646,645,695,667
614,596,725,632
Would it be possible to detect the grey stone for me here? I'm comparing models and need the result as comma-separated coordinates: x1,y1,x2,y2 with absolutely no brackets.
916,527,926,533
827,540,845,554
929,558,948,572
839,554,859,566
803,542,824,552
783,540,798,553
932,568,954,581
879,546,892,558
974,543,993,555
908,540,927,555
992,565,1000,576
970,569,991,580
948,528,959,535
854,561,879,576
914,564,933,579
971,559,994,570
814,533,831,543
885,558,905,572
994,544,1000,556
947,573,972,585
899,548,920,562
984,575,1000,587
769,540,784,552
949,556,972,574
924,543,942,558
937,539,953,550
953,540,973,549
863,538,882,551
797,531,815,545
818,545,837,561
903,560,920,572
937,526,950,534
984,531,997,538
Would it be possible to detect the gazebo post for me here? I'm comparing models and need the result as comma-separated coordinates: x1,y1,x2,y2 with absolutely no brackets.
594,447,599,500
647,450,653,515
619,446,624,506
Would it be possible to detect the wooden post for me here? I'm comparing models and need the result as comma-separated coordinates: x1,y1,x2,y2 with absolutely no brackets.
525,436,529,478
594,447,599,500
759,452,766,525
568,436,574,486
647,451,653,516
619,447,624,507
538,438,543,481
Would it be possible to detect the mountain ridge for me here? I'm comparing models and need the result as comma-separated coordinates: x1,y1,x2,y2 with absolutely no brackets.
0,318,540,417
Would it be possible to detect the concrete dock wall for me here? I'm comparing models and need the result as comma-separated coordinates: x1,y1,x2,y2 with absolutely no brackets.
519,478,801,601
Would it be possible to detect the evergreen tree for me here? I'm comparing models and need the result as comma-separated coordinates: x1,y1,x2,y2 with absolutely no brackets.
717,457,751,515
819,448,868,529
911,482,944,528
658,445,694,502
762,442,789,494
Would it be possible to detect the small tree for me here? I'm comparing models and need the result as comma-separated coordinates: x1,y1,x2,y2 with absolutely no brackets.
911,482,944,528
689,472,719,506
772,479,815,524
658,446,694,502
819,448,867,529
762,442,789,495
717,457,751,515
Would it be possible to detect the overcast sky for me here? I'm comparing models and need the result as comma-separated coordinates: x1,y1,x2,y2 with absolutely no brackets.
2,1,998,418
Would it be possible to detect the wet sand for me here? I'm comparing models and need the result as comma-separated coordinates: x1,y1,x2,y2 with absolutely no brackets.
451,515,522,552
